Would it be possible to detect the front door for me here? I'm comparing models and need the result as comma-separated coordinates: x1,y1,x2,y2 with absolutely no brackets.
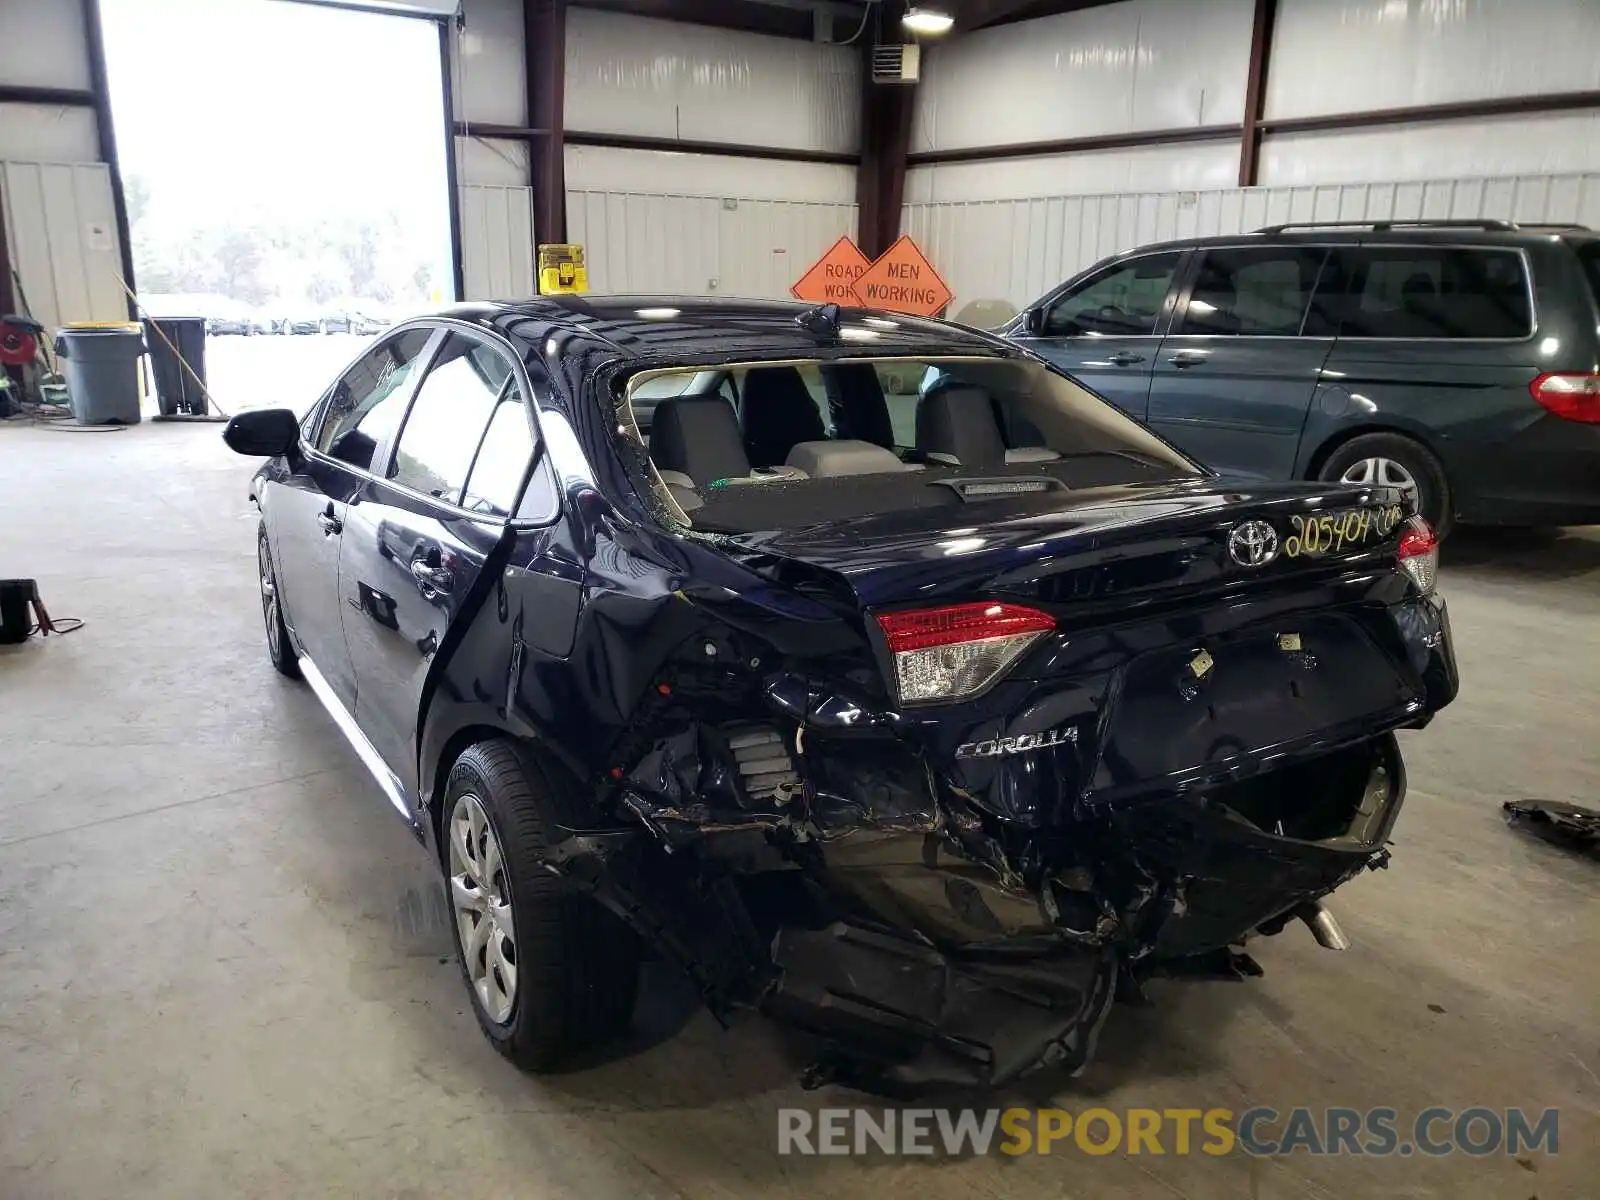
1012,250,1186,421
274,328,435,710
340,331,535,795
1146,245,1335,480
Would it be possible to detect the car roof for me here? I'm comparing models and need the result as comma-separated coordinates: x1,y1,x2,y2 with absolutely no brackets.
1102,223,1597,260
424,295,1010,366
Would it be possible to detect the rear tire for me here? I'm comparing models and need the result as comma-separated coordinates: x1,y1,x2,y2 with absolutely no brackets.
442,740,640,1071
1317,432,1453,537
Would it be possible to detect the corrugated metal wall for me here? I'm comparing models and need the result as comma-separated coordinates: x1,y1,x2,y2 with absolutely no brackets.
904,171,1600,311
568,190,857,299
1,160,126,331
459,183,536,300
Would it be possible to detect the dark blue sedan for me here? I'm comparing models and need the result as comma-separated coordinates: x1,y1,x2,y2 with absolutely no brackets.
224,295,1457,1095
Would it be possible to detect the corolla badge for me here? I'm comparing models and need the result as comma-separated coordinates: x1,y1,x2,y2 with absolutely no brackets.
1228,519,1280,567
955,727,1078,759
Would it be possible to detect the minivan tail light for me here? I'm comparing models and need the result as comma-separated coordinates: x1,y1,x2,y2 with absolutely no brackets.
1397,517,1439,595
876,602,1055,704
1529,372,1600,422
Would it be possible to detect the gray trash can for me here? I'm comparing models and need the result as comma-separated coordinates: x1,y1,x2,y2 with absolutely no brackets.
54,323,147,425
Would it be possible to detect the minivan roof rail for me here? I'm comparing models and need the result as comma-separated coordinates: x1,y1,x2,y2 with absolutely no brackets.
1253,219,1590,234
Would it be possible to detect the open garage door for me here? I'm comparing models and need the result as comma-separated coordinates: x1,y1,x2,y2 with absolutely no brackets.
100,0,455,347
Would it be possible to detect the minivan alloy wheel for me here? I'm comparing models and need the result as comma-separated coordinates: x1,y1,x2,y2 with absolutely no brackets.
448,792,518,1024
1339,456,1419,506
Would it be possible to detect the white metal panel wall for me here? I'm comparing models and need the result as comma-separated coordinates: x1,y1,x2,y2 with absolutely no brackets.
451,0,526,127
913,0,1253,154
1260,112,1600,186
459,183,535,300
457,135,531,187
565,145,856,204
0,105,100,162
906,142,1241,204
1,160,126,332
1266,0,1600,120
904,170,1600,311
0,0,91,89
569,189,856,299
565,7,860,154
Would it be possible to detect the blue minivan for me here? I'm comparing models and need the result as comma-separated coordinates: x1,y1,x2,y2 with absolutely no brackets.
1006,220,1600,533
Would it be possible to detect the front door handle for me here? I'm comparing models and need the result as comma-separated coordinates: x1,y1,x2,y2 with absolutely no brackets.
1167,350,1209,368
410,559,453,596
316,508,342,536
1107,350,1146,367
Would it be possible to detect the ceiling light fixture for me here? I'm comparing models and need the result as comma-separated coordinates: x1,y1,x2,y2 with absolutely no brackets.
902,5,954,36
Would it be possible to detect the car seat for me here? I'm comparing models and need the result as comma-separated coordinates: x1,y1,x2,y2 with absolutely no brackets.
649,395,751,487
740,367,826,468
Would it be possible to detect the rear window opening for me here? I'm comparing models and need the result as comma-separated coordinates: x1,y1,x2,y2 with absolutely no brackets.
616,356,1200,533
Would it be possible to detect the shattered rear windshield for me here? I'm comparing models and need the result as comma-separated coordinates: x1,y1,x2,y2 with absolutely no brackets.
615,356,1200,534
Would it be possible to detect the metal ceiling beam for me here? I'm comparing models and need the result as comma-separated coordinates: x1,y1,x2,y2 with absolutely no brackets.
1237,0,1278,186
526,0,568,244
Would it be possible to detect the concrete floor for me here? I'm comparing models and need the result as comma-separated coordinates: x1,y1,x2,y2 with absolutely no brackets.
1,417,1597,1199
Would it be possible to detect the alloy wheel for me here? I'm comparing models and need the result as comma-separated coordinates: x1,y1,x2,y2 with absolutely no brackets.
258,538,280,660
448,792,518,1024
1339,456,1420,506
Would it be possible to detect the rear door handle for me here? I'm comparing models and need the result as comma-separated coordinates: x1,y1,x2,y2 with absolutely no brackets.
316,509,342,536
1167,350,1209,368
1108,351,1146,367
410,559,453,596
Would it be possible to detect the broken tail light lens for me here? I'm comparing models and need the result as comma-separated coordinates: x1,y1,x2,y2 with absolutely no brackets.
1397,517,1439,595
1529,372,1600,422
876,602,1055,704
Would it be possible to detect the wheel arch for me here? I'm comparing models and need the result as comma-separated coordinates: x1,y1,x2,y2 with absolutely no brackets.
1301,421,1448,482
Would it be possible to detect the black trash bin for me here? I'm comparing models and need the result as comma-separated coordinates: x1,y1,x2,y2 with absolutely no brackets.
143,316,209,415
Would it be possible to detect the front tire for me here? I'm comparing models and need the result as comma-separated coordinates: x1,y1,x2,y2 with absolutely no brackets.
258,528,300,679
442,740,640,1071
1318,432,1453,537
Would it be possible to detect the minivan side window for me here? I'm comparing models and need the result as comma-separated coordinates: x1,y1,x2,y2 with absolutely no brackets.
1175,247,1328,336
389,334,515,504
1330,247,1532,339
315,329,433,469
1041,252,1182,337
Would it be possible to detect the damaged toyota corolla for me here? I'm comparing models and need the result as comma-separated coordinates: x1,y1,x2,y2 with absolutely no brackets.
224,296,1458,1095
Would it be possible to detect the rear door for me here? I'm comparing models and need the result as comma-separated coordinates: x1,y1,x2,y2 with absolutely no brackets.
1011,250,1186,421
1146,245,1334,479
272,328,435,711
339,328,537,796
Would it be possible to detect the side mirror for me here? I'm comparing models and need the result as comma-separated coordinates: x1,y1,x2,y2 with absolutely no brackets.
223,408,300,458
1022,308,1045,336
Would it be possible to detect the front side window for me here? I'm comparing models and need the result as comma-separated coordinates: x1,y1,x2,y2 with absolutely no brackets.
389,334,514,503
1176,247,1328,336
315,329,433,469
1042,252,1182,337
1330,247,1532,339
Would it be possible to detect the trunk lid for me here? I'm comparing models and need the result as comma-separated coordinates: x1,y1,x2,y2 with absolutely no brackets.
728,478,1411,614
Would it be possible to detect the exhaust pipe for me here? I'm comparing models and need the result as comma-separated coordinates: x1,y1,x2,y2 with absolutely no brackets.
1296,901,1351,951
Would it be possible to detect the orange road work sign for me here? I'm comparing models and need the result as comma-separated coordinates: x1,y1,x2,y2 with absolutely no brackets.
850,235,953,317
789,236,872,304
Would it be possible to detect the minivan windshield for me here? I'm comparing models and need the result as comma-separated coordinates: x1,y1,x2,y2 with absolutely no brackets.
616,356,1201,534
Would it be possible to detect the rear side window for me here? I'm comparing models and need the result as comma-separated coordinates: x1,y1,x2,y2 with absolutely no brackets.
389,334,514,503
460,391,534,517
1577,243,1600,311
1042,252,1182,336
1329,247,1531,339
1176,247,1328,336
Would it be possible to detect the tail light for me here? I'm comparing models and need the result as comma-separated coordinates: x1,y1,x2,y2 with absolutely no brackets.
1397,516,1439,595
1529,373,1600,422
876,602,1054,704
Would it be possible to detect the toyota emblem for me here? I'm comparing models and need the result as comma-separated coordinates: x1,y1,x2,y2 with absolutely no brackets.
1228,520,1280,567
